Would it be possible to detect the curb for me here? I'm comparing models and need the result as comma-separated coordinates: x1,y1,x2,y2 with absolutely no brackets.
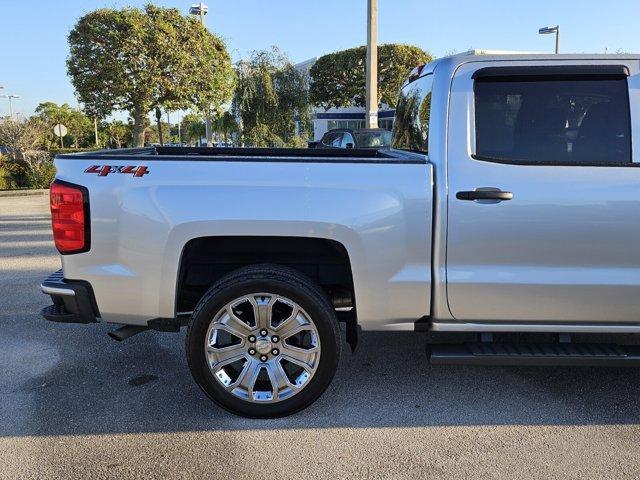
0,189,49,198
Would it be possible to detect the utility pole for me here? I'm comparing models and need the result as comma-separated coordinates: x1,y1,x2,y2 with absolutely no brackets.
94,118,99,148
189,3,213,146
365,0,378,128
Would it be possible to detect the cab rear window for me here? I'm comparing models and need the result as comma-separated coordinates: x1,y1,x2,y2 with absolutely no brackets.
392,74,433,153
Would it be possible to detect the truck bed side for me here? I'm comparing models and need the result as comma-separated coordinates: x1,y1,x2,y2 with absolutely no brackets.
54,151,433,331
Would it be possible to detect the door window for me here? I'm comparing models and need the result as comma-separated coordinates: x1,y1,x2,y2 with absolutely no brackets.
341,132,355,148
474,76,631,165
322,131,343,147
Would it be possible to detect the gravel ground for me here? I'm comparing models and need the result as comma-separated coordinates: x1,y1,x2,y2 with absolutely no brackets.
1,194,640,479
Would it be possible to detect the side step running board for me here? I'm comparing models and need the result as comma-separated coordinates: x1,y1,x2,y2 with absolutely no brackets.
430,343,640,367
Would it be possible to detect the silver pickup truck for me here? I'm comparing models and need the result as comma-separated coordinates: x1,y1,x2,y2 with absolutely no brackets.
41,53,640,417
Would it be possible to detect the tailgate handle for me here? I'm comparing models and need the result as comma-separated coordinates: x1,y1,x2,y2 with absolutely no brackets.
456,189,513,201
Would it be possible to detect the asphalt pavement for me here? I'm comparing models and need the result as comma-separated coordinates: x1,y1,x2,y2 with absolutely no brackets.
1,193,640,479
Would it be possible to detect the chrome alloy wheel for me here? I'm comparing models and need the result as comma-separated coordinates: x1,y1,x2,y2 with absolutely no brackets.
204,293,321,403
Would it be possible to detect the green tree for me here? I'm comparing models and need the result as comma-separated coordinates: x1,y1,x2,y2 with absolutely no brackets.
105,120,131,148
66,110,94,148
34,102,73,148
233,47,311,146
180,113,206,145
213,111,238,143
35,102,95,148
144,120,170,145
310,44,432,109
67,4,235,147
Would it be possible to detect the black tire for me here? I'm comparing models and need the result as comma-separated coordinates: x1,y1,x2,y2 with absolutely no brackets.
186,264,341,418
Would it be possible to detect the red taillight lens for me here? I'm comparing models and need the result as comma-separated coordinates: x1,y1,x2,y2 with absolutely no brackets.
50,181,89,254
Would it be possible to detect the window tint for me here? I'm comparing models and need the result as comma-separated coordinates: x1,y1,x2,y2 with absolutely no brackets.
392,74,433,153
475,76,631,165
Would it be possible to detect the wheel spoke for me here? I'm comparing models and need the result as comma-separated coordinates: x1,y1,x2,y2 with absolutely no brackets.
224,308,253,337
235,359,262,396
249,295,275,330
275,310,310,340
280,344,316,370
266,361,294,400
207,345,246,365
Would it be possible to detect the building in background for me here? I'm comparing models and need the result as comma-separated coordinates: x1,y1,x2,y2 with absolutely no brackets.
294,58,395,141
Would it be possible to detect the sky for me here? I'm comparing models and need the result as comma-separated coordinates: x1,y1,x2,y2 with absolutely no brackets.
0,0,638,118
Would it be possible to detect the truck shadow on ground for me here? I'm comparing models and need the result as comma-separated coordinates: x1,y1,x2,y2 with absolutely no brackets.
3,318,640,437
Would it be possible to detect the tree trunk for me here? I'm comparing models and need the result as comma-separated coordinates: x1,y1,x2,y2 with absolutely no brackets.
132,107,146,147
155,107,164,146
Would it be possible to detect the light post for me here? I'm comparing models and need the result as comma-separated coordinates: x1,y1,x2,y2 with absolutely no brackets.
189,2,213,147
1,94,19,119
365,0,378,128
539,25,560,54
189,2,208,23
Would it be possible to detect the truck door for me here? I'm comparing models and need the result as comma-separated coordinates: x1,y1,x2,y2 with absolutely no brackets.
446,61,640,323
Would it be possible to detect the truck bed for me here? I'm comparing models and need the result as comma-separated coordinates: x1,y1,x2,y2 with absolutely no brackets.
52,144,432,331
56,146,426,164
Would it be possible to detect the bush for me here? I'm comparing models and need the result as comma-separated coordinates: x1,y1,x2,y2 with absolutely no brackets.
0,153,56,190
0,167,16,190
25,159,56,189
242,124,285,148
285,135,311,148
0,158,24,189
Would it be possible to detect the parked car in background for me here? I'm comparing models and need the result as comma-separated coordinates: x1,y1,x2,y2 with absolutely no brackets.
312,128,392,149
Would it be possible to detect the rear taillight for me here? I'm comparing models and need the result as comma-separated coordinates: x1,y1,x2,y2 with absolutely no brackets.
50,180,90,254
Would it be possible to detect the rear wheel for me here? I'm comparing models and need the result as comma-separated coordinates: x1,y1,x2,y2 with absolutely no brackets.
186,264,340,418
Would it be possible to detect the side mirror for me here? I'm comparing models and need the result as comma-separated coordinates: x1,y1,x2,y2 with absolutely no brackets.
345,143,354,149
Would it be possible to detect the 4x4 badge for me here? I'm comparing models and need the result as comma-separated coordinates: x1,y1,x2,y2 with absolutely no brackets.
84,165,149,177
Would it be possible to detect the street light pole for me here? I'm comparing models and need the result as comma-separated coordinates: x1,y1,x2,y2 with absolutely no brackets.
189,2,213,146
365,0,378,128
1,94,19,119
538,25,560,54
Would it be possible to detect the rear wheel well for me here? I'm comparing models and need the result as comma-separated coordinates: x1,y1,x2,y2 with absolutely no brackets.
176,236,355,317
